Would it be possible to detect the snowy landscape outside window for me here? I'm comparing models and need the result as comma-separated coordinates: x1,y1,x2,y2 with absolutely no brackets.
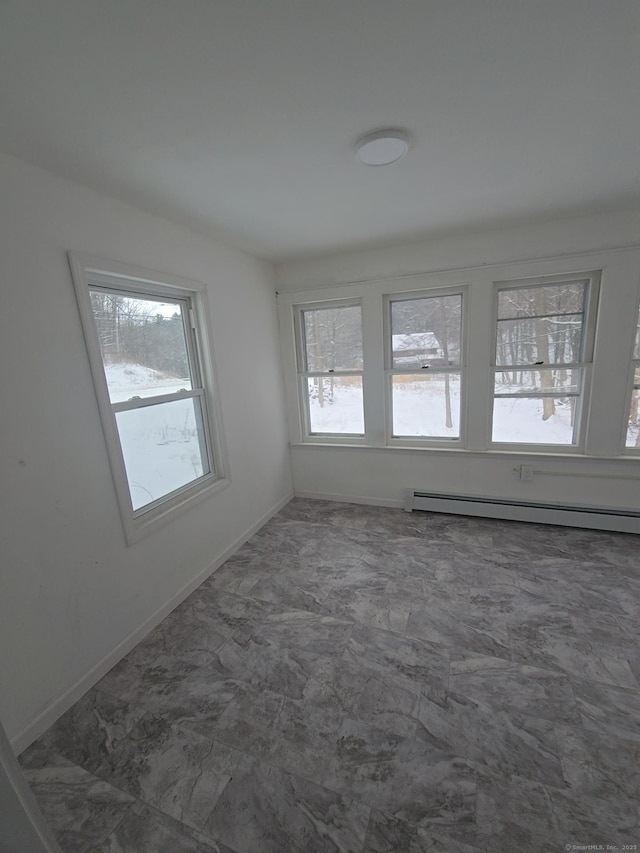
297,302,364,436
625,300,640,449
491,277,597,446
69,254,226,541
387,291,464,439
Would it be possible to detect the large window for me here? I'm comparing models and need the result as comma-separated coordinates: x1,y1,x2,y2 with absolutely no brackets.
296,301,364,437
491,276,598,447
281,261,640,461
386,290,464,440
70,254,227,541
625,300,640,450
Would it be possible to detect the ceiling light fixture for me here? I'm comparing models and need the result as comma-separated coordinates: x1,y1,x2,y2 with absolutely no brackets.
354,129,410,166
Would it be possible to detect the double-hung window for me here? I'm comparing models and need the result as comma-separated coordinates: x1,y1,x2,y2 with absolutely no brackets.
625,300,640,450
69,254,227,541
295,300,364,438
386,290,464,441
491,275,598,447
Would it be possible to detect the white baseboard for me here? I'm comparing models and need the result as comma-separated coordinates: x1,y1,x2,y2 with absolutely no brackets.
293,490,404,509
12,491,294,756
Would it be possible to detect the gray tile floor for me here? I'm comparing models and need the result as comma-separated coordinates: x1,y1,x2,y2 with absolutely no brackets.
20,499,640,852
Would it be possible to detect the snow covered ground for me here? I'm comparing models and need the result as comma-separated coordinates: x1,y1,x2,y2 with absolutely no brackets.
104,363,190,403
105,363,206,510
306,378,365,434
392,377,460,438
308,376,577,444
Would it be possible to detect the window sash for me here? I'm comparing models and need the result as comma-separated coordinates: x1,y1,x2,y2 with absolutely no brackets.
385,288,466,444
89,284,202,396
300,374,365,437
295,300,365,440
494,298,588,368
114,394,213,511
389,292,463,370
389,371,462,439
299,302,364,373
490,276,596,449
87,284,215,496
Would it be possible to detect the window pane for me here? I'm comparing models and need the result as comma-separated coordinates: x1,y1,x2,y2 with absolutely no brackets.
392,374,460,438
634,306,640,360
497,281,586,320
90,290,192,402
391,294,461,367
496,315,583,366
626,367,640,448
115,396,210,510
306,376,364,434
492,397,576,444
302,305,363,372
494,368,580,397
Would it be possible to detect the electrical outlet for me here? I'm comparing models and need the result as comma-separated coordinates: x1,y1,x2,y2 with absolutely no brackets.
520,464,534,481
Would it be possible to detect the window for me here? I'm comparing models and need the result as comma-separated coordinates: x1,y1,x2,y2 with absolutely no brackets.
295,301,364,437
281,261,640,459
69,254,227,541
491,275,598,447
625,300,640,450
386,290,464,440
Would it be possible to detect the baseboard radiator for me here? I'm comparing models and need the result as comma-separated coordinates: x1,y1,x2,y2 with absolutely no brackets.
404,490,640,534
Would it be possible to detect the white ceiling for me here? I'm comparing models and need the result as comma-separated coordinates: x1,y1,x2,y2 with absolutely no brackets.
1,1,639,261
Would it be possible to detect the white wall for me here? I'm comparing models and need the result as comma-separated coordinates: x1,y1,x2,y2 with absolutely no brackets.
0,152,292,751
276,211,640,512
276,209,640,290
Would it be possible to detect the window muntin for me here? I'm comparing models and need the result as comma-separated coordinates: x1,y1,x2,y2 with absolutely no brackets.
387,291,464,440
491,277,594,447
625,303,640,449
297,302,364,437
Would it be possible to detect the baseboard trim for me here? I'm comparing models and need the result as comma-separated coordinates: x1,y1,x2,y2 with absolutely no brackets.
293,490,404,509
12,491,294,756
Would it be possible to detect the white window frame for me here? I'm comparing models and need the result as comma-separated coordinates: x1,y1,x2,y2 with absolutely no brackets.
384,286,468,447
293,298,366,444
489,272,600,453
622,294,640,454
69,253,229,543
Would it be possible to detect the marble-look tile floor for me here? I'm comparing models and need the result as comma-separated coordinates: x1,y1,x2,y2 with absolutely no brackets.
20,499,640,852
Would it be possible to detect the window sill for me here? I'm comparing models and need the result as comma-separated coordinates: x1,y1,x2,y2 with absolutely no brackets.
124,475,231,544
288,442,640,467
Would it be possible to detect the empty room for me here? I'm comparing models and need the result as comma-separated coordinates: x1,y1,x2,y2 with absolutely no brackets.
1,2,639,851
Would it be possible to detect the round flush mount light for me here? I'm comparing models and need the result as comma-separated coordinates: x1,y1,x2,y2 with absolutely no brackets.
354,129,410,166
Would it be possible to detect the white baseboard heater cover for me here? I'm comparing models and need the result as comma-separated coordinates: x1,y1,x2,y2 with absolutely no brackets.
404,490,640,535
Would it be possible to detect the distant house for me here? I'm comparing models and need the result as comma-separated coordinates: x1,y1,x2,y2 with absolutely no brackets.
392,332,443,366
